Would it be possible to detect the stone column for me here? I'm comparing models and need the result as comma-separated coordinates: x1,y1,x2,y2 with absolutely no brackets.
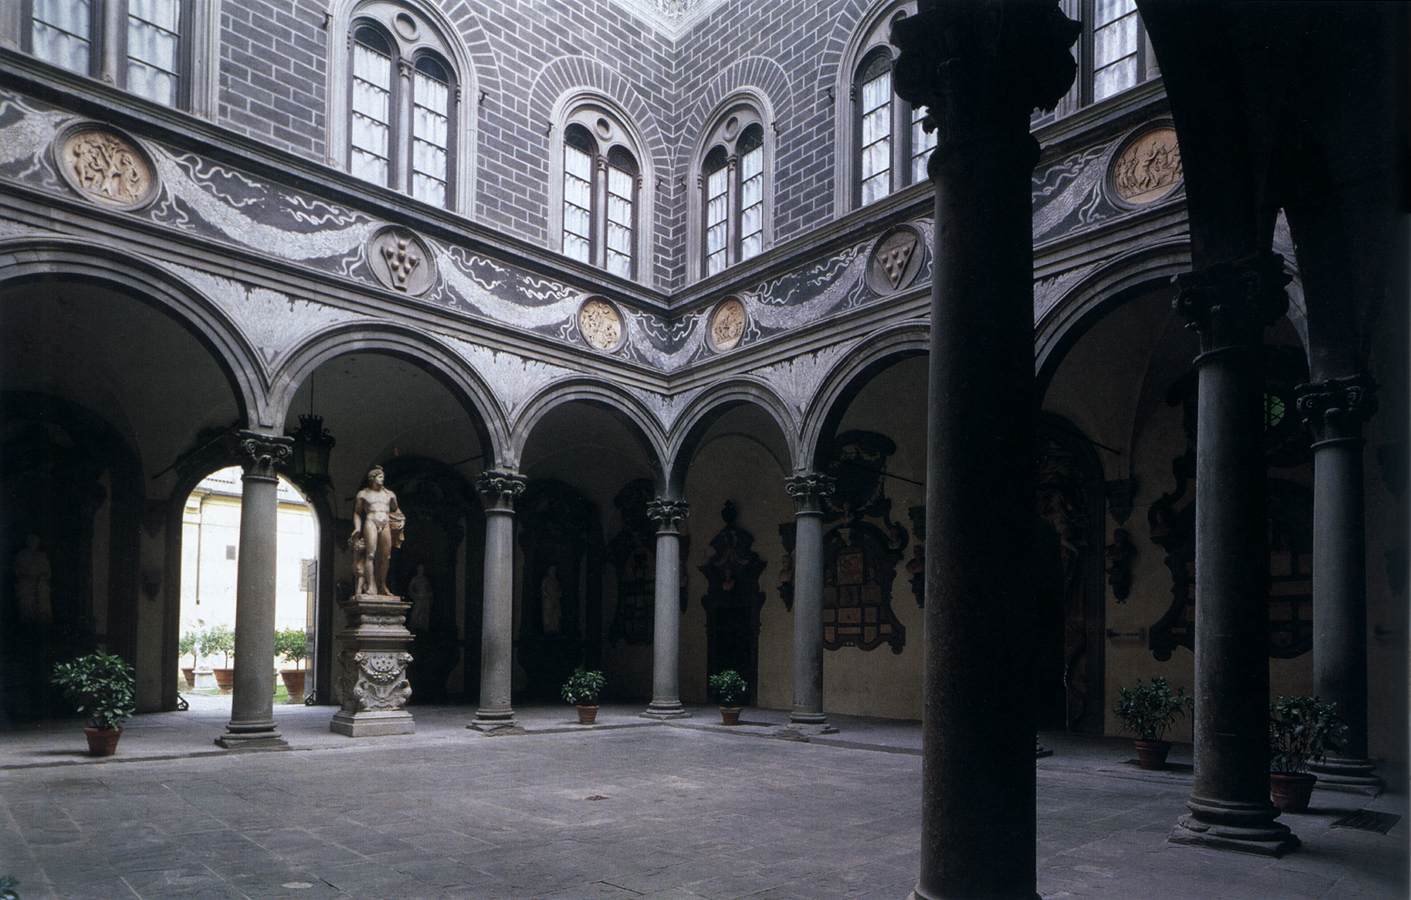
469,470,526,734
99,0,124,85
216,432,293,750
784,473,834,732
1297,374,1382,790
643,498,690,719
891,5,1078,897
1167,253,1298,855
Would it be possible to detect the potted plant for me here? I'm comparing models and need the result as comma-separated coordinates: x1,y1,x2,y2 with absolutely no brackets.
708,669,748,725
1269,695,1347,812
204,624,236,692
561,668,606,725
178,629,201,689
273,628,308,702
51,651,137,757
1113,676,1190,770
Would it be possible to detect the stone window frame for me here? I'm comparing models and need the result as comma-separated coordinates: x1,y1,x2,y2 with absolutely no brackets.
686,93,775,282
327,0,473,214
4,0,220,116
547,91,655,286
832,0,931,215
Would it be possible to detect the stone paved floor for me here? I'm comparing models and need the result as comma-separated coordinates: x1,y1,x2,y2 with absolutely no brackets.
1,699,1405,898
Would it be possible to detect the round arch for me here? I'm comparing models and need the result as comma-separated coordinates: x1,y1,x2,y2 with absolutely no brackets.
799,321,930,473
665,378,799,496
0,236,268,427
510,377,670,480
270,321,510,468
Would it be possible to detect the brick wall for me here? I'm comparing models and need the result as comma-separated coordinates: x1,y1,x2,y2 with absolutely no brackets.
212,0,872,289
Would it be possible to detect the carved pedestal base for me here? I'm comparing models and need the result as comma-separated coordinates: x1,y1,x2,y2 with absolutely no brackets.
330,594,415,737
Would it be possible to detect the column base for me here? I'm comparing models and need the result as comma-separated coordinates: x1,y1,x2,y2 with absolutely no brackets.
641,701,691,719
1311,757,1383,795
777,721,838,738
1170,796,1299,857
912,890,1040,900
214,730,288,751
468,711,523,735
330,709,415,737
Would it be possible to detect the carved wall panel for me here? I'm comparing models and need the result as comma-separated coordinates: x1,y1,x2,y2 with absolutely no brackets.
368,226,436,295
1109,125,1183,206
578,298,625,352
53,123,158,210
707,297,747,352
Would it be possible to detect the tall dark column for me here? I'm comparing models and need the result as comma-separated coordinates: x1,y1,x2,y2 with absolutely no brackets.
1167,253,1298,855
1297,374,1381,789
469,470,526,735
643,498,689,719
216,432,293,750
890,4,1078,896
784,473,834,732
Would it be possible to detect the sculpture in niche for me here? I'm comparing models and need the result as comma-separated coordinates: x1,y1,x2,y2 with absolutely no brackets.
350,466,406,597
578,298,624,351
541,565,563,635
14,534,53,628
367,226,437,295
608,479,657,645
864,225,925,294
699,502,765,705
56,125,157,209
1110,126,1183,205
406,563,433,632
708,297,747,352
812,430,909,653
1147,352,1315,660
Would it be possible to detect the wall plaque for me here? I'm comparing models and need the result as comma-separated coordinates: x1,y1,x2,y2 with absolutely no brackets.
367,226,436,295
1110,126,1183,205
707,296,747,352
579,297,625,351
864,225,925,295
53,124,158,211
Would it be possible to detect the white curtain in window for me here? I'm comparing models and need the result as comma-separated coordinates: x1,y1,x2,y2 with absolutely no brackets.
32,0,93,76
605,164,634,278
562,143,593,264
860,69,892,205
704,163,729,276
738,144,764,262
350,40,392,185
411,70,450,206
127,0,181,106
910,104,935,184
1093,0,1139,101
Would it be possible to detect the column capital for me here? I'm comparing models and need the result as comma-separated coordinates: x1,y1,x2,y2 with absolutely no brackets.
1173,252,1291,357
236,431,293,481
476,470,527,511
1296,373,1378,446
891,0,1079,179
647,498,689,533
784,473,835,515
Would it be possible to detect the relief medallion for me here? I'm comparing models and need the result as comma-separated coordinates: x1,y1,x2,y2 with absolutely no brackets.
864,225,926,295
579,297,625,351
1109,126,1184,205
367,226,436,295
52,124,159,211
707,296,747,352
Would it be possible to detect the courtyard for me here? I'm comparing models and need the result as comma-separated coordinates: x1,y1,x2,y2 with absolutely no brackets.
1,701,1405,899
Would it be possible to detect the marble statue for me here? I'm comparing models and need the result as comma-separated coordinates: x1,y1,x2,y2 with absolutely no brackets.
350,466,405,597
14,534,52,627
407,563,433,632
541,564,562,635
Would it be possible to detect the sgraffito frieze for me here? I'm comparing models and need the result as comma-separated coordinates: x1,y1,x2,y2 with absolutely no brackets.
443,336,580,420
747,341,857,424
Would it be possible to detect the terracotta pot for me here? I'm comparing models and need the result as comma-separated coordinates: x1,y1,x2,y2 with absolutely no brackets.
279,669,306,701
181,667,195,689
1270,771,1317,812
720,706,741,726
84,726,122,757
576,704,599,725
1134,738,1171,770
212,667,235,693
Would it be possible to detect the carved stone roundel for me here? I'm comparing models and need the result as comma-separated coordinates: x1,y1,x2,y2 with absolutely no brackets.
367,226,436,295
1110,126,1183,205
579,297,625,351
865,225,925,295
53,124,158,211
707,297,747,352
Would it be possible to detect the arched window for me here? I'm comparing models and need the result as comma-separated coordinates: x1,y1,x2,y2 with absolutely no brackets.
333,2,466,211
18,0,216,112
837,2,931,212
692,101,772,278
550,102,649,282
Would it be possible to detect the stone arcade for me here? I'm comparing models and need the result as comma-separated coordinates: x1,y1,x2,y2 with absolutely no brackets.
0,1,1405,897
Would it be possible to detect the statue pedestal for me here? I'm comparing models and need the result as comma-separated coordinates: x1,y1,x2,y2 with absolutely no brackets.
330,593,416,737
